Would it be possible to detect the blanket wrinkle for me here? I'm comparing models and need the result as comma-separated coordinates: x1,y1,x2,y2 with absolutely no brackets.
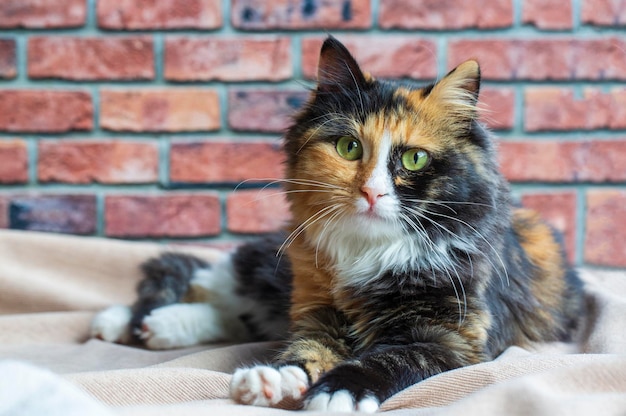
0,229,624,415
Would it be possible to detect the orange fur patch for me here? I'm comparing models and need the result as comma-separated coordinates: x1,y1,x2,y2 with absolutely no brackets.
513,208,567,316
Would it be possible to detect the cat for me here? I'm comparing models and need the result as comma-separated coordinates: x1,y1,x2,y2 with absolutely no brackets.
91,36,585,413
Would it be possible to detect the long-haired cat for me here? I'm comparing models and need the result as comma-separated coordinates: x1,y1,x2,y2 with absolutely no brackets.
91,36,585,412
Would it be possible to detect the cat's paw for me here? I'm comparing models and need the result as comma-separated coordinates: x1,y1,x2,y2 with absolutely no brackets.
303,365,381,413
230,365,309,407
139,303,226,350
90,305,132,344
304,390,379,413
138,312,179,350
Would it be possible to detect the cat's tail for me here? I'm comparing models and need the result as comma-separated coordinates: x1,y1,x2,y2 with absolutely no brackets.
131,252,210,339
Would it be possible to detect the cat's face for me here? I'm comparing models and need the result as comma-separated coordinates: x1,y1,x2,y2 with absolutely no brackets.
284,37,499,251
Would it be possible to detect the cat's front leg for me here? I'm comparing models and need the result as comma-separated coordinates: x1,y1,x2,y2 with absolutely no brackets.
303,341,477,413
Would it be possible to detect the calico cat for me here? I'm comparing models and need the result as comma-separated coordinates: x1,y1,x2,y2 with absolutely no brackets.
91,36,585,412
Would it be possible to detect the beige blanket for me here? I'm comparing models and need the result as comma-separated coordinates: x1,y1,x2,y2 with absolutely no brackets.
0,229,625,415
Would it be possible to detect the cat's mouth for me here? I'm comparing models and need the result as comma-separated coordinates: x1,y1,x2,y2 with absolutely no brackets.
362,209,384,220
354,195,398,223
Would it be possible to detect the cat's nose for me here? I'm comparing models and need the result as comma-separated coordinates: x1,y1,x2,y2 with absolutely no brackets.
360,186,386,207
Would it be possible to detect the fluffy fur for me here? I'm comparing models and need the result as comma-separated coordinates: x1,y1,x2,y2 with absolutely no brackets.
91,37,585,413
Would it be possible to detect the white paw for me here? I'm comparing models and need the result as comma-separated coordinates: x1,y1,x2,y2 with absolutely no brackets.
139,303,226,350
90,305,132,343
230,365,309,407
305,391,379,413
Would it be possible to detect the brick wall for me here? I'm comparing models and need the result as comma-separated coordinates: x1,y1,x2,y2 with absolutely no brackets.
0,0,624,268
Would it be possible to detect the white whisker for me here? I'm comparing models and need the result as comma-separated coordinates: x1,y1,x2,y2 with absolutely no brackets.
342,62,365,117
419,208,509,287
449,261,467,326
403,205,501,283
442,265,465,328
400,206,468,325
236,177,345,192
277,202,348,267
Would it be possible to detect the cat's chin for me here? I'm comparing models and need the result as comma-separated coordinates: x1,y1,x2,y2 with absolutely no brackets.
358,211,392,227
355,207,397,225
346,211,402,240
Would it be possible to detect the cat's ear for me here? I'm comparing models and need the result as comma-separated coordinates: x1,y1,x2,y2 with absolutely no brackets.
316,36,368,93
427,60,481,116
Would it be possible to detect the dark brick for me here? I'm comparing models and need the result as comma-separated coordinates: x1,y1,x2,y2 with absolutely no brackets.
228,89,309,132
231,0,371,30
0,39,16,79
9,195,96,235
0,0,86,28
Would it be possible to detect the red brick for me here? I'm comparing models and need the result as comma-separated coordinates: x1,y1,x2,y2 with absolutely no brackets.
582,0,626,26
449,38,626,81
524,88,626,132
379,0,512,29
231,0,371,30
0,90,92,133
105,194,221,238
8,194,96,234
28,37,154,81
499,140,626,183
585,190,626,267
0,0,86,28
0,39,16,79
165,37,291,82
301,36,437,80
170,140,284,184
521,192,577,262
100,89,220,132
0,140,28,183
228,89,308,132
98,0,221,30
479,87,515,131
227,190,291,234
522,0,572,29
38,140,159,184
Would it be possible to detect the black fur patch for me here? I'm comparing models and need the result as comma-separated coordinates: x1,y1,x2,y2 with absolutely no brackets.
232,233,292,340
130,253,209,339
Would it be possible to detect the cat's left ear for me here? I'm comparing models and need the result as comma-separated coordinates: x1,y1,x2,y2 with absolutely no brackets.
316,36,368,93
428,60,481,115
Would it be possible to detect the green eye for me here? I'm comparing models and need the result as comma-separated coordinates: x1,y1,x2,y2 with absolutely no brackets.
402,148,429,171
336,136,363,161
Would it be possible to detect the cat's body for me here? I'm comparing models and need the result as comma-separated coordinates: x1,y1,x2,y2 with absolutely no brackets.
92,37,585,412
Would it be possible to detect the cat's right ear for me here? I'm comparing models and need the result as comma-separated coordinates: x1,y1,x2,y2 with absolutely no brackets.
316,36,368,93
428,60,481,111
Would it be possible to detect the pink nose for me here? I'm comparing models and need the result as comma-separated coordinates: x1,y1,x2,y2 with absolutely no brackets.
360,186,385,207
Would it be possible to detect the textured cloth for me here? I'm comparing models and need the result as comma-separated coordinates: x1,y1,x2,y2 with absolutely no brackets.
0,229,625,415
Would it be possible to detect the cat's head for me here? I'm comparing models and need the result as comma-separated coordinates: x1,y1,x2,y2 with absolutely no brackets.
283,36,505,255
